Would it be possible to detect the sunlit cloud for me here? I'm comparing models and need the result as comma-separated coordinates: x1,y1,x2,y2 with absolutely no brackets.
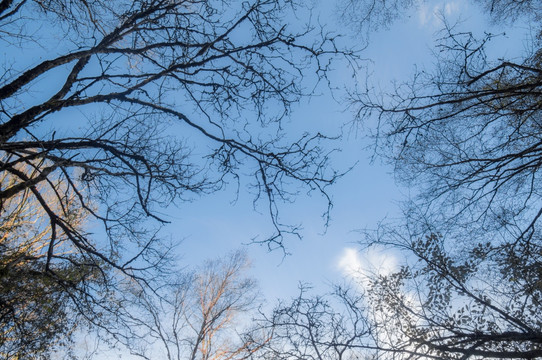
337,247,422,349
337,247,362,278
336,247,398,288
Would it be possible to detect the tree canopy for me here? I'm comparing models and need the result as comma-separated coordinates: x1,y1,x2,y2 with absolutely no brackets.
345,0,542,358
5,0,542,358
0,0,355,356
244,1,542,360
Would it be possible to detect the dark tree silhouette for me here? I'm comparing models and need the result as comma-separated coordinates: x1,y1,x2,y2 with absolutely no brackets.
241,1,542,358
344,0,542,358
233,1,542,359
0,0,356,356
252,284,374,360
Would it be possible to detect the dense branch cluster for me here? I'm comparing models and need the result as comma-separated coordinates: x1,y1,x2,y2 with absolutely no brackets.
236,1,542,360
0,0,354,356
255,285,373,360
361,29,542,241
346,1,542,358
4,0,542,358
0,167,89,357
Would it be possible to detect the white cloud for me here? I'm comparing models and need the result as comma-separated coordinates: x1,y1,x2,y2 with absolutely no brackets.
337,247,363,278
336,247,398,288
416,1,461,27
417,3,430,26
445,2,459,16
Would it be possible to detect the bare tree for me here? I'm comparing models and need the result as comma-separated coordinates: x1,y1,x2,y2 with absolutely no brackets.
336,0,416,35
257,233,542,359
245,1,542,358
337,0,542,33
248,0,542,356
115,250,267,360
0,0,356,351
356,22,542,241
252,284,375,360
342,0,542,358
357,229,542,359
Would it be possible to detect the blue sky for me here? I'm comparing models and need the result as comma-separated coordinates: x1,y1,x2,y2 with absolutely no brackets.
65,0,537,357
165,0,460,301
5,0,531,357
156,0,535,309
95,1,531,357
